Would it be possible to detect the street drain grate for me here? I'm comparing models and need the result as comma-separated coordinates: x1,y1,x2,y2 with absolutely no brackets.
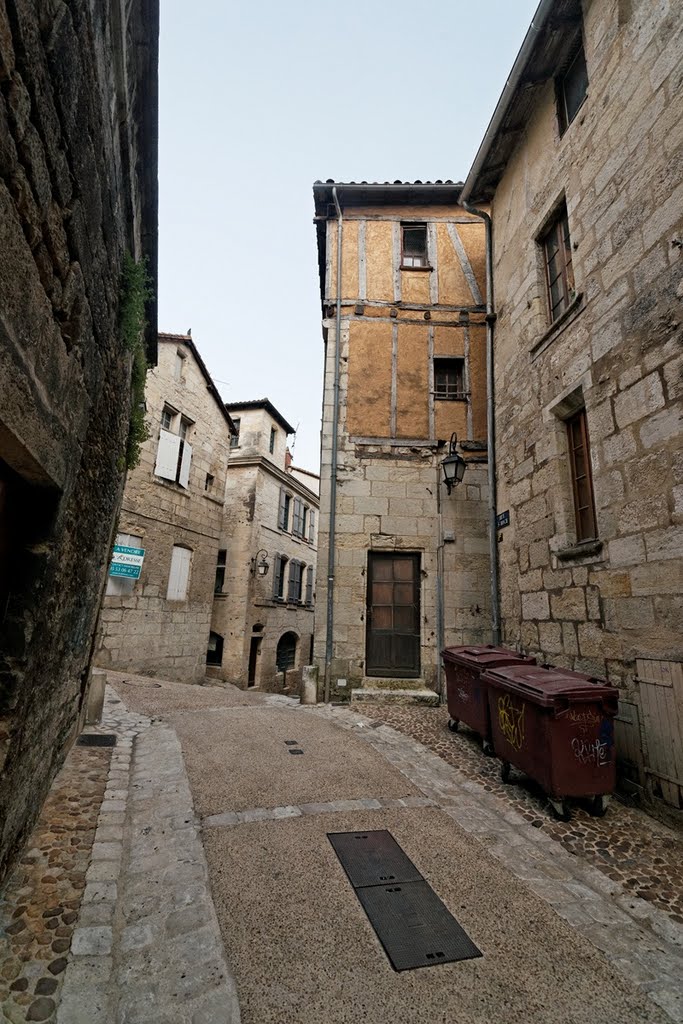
284,740,299,746
328,830,481,972
288,748,304,755
77,734,117,747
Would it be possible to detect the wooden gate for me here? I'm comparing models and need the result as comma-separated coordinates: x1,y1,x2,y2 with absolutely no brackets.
366,553,420,678
636,658,683,809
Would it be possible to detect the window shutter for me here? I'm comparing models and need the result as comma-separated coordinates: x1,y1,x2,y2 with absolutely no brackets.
272,555,282,598
155,430,181,481
305,565,313,605
288,559,296,600
309,510,316,544
167,546,191,600
177,441,192,488
278,489,287,530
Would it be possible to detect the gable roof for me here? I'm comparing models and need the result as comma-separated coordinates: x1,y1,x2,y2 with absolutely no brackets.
157,333,237,434
460,0,583,204
224,399,296,436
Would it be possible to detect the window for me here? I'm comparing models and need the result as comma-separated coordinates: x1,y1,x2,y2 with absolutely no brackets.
269,427,276,453
205,473,214,492
273,554,288,600
155,414,193,487
276,632,297,673
288,559,304,602
174,350,186,381
541,204,575,323
230,418,240,448
434,359,466,400
566,409,597,542
557,39,588,134
305,565,314,606
167,545,191,601
401,224,428,268
106,532,143,597
308,509,316,545
206,631,224,666
278,489,291,531
214,549,226,593
292,498,305,538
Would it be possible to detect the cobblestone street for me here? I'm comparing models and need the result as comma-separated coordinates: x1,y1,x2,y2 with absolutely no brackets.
1,674,682,1023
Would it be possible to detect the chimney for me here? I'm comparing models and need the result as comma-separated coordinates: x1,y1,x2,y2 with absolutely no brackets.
285,447,293,471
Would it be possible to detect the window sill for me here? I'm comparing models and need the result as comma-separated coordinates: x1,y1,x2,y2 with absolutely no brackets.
530,292,585,360
555,539,603,563
203,493,224,506
400,265,433,272
213,591,227,600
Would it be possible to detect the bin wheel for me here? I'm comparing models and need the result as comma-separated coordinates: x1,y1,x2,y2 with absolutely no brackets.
482,740,495,757
447,718,459,733
500,761,511,783
589,794,610,817
549,798,571,823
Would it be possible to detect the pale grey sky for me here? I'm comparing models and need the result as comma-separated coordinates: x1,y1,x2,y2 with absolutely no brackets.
158,0,539,471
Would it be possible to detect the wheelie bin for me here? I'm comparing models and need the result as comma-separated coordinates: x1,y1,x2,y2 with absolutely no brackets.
483,663,619,820
441,645,536,755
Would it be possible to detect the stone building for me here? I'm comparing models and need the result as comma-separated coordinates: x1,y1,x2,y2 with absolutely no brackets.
210,400,319,692
312,181,492,703
460,0,682,806
0,1,158,881
96,333,235,683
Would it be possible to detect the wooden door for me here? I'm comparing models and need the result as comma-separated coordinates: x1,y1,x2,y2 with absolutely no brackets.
366,553,420,678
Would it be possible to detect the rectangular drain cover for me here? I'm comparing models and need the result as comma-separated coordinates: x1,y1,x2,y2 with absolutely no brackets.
357,880,481,972
288,748,304,755
328,830,422,888
328,830,481,971
77,734,117,747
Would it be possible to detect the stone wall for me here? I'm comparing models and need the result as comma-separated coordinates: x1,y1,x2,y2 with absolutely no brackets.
0,0,158,882
487,0,682,794
96,336,232,683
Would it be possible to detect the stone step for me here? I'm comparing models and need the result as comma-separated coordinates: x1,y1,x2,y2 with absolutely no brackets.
361,677,427,691
351,687,440,707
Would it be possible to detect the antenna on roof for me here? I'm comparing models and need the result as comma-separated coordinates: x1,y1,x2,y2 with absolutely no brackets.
290,421,300,453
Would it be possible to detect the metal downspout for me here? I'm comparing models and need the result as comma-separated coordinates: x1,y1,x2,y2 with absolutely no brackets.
435,459,446,701
461,201,501,645
324,187,343,702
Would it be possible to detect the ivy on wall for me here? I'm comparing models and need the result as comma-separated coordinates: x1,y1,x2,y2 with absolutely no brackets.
119,253,152,470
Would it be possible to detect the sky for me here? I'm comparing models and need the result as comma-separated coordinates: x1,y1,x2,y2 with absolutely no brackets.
158,0,539,472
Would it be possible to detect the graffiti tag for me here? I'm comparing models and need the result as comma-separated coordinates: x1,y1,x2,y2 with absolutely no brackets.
567,709,600,726
571,737,609,766
498,694,525,750
457,688,470,703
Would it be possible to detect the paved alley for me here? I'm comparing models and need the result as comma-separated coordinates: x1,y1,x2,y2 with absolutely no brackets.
2,674,683,1024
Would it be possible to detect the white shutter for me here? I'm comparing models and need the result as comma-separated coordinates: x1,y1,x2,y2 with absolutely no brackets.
155,430,181,481
167,546,191,600
178,441,192,488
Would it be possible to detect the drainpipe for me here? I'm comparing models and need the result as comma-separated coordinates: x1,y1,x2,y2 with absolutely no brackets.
461,201,501,646
435,458,446,701
324,187,343,702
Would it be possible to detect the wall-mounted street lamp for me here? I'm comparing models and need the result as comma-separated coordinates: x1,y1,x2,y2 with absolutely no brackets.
441,433,467,495
251,549,270,577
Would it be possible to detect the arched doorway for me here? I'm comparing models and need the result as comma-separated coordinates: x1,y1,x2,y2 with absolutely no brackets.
276,631,298,675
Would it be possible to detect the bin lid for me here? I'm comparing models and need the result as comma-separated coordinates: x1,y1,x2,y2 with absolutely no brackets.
441,644,535,669
482,663,618,708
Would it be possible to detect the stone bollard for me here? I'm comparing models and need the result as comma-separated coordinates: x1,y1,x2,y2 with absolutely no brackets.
86,668,107,724
301,665,318,705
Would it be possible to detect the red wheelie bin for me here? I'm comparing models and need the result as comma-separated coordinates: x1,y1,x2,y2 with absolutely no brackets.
483,663,619,820
441,645,536,755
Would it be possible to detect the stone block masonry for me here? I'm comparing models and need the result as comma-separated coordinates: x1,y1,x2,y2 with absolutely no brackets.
0,1,158,883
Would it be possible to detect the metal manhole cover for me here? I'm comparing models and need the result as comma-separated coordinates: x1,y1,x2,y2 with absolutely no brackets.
328,830,422,888
356,880,481,971
77,734,117,747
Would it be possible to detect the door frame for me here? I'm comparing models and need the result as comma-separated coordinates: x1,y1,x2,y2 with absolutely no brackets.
365,551,421,679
